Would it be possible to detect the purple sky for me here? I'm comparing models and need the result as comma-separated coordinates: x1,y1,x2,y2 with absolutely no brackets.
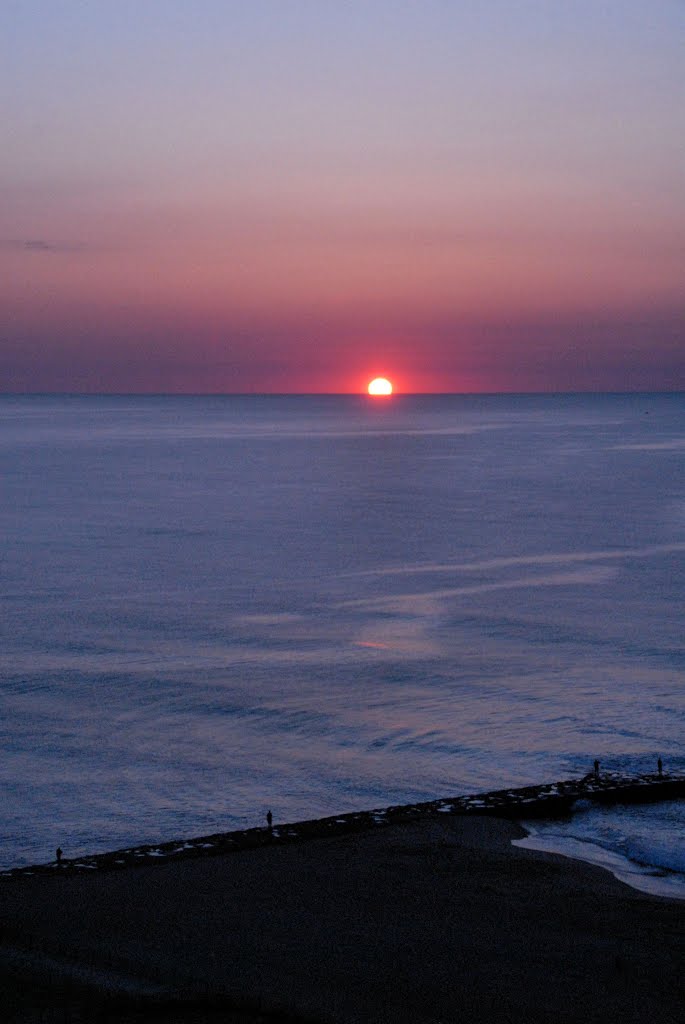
1,1,683,392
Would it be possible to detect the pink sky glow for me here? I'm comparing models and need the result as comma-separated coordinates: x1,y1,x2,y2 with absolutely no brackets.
2,2,683,393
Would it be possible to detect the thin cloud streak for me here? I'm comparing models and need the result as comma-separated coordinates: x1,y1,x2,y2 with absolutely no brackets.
1,238,87,253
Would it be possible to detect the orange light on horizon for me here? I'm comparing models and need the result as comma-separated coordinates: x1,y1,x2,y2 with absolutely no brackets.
367,377,393,396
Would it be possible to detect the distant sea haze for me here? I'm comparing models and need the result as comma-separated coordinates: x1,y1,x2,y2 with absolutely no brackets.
1,393,684,878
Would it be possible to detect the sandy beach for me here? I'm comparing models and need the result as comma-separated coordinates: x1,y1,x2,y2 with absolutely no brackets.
1,815,684,1023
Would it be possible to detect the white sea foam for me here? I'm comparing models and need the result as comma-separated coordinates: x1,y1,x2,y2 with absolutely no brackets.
515,798,685,901
339,567,618,610
344,541,685,578
612,439,685,452
513,833,685,901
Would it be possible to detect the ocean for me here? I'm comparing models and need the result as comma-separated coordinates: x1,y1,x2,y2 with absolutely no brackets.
1,393,684,893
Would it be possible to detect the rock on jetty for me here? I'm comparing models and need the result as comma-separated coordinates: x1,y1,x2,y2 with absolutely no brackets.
3,770,683,879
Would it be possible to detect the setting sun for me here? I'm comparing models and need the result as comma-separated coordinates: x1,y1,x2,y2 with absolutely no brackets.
367,377,393,396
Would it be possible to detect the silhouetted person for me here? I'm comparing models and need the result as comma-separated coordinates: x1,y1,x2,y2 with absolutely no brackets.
658,757,663,776
593,759,600,779
266,810,273,830
56,847,63,866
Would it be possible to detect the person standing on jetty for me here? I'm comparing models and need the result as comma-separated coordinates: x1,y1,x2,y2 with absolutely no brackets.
266,810,273,830
593,759,600,778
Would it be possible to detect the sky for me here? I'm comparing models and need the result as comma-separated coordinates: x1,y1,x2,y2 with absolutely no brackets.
1,0,683,393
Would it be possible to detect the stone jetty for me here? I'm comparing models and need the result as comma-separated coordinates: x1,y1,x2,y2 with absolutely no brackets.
3,770,683,879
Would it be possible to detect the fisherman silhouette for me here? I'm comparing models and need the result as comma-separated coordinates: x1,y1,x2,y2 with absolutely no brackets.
658,757,663,776
56,847,63,866
593,759,600,778
266,810,273,830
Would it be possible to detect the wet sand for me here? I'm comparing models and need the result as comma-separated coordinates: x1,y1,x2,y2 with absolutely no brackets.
1,816,684,1023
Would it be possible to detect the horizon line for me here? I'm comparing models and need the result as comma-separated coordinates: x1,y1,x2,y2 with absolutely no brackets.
1,389,683,398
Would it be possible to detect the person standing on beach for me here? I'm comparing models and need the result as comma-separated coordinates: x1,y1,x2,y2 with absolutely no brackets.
266,810,273,830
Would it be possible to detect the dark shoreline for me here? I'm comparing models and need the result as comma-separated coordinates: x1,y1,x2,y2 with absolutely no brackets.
3,811,685,1024
4,770,683,878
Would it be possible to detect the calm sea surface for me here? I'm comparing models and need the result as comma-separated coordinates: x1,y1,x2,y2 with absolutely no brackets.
1,394,684,886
